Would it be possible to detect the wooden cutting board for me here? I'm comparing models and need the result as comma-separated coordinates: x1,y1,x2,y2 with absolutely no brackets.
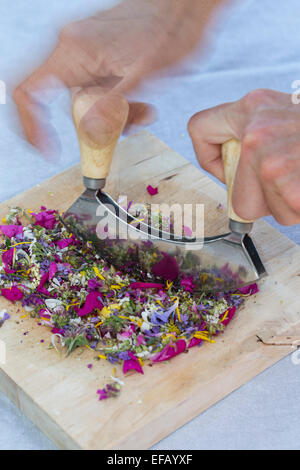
1,131,300,450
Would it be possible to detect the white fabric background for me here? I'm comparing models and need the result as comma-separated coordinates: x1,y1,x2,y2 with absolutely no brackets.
0,0,300,450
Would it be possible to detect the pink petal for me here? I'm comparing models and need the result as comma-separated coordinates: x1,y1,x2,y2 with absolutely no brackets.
237,283,259,295
2,248,15,273
32,210,57,229
137,334,146,346
39,309,51,320
151,339,186,363
180,276,196,293
0,225,23,238
146,185,158,196
38,287,53,296
51,327,65,336
183,225,193,237
77,291,103,317
56,236,78,249
129,282,164,290
152,254,179,281
221,306,236,326
37,272,48,291
118,330,132,339
123,352,144,375
1,286,24,302
49,262,58,281
188,337,203,348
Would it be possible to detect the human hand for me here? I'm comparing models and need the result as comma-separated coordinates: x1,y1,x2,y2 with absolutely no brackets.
188,89,300,226
14,0,224,157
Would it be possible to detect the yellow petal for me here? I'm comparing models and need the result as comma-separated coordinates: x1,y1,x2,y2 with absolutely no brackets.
93,266,105,280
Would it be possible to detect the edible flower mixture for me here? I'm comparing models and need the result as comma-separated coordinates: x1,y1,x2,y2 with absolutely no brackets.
0,207,258,400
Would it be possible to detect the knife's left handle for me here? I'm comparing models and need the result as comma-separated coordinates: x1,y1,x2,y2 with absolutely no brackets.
72,90,129,190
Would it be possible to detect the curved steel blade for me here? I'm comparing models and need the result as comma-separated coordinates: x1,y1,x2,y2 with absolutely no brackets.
62,190,267,293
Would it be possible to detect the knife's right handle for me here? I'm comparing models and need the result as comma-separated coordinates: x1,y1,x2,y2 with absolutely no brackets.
72,91,129,190
222,138,254,234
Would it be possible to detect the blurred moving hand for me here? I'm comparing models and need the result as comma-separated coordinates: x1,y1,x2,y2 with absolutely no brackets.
188,89,300,225
14,0,224,155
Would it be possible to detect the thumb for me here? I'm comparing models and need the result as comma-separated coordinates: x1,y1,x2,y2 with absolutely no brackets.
188,101,245,182
187,99,269,221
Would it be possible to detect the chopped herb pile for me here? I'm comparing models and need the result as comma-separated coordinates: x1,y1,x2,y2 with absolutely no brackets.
0,207,259,401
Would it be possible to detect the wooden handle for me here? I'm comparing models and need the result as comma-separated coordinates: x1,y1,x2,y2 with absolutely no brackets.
222,138,253,225
72,91,129,181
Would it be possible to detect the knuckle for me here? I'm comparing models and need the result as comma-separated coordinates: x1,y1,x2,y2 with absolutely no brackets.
242,127,266,152
241,88,275,112
259,153,284,182
260,153,299,182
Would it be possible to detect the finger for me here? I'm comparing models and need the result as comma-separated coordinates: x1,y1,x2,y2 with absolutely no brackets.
232,146,271,220
269,166,300,225
234,136,300,223
14,45,70,157
263,183,300,225
14,74,63,161
123,102,157,134
188,101,248,182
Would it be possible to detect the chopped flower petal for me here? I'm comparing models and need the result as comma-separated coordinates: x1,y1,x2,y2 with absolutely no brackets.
146,185,158,196
1,286,24,302
77,291,103,317
0,225,23,238
129,282,164,290
123,351,144,374
221,306,236,326
56,236,78,249
238,284,259,295
0,206,259,403
32,210,57,229
49,262,58,281
151,339,186,362
0,310,10,326
152,255,179,281
183,225,192,237
188,337,203,348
